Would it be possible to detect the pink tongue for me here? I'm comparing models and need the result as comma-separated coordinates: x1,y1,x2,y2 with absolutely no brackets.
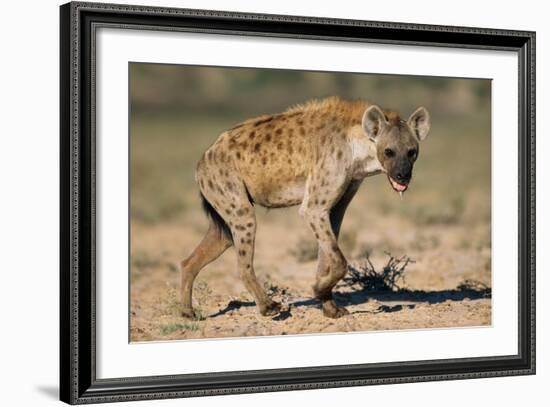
391,178,407,192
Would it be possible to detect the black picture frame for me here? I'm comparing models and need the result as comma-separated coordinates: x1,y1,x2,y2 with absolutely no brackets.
60,1,536,404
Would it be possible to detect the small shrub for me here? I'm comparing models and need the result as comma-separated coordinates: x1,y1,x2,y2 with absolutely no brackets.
343,252,414,291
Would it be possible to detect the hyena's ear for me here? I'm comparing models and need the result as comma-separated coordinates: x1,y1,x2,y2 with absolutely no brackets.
362,105,388,140
408,107,431,141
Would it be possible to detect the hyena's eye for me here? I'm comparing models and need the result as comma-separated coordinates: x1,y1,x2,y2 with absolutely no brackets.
384,148,395,158
408,149,417,159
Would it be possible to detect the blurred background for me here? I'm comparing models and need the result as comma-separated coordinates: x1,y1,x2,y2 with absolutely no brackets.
129,63,491,341
130,63,490,226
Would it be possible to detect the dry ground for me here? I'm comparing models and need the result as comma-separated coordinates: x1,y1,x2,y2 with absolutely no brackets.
130,194,491,341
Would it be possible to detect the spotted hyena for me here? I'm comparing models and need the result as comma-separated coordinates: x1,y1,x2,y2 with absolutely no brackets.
180,97,430,319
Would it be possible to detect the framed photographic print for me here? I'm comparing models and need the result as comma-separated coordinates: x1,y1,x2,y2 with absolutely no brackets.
60,1,535,404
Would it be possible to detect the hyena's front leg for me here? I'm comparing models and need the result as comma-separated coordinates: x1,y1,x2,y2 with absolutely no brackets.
304,206,349,318
302,175,356,318
313,180,362,318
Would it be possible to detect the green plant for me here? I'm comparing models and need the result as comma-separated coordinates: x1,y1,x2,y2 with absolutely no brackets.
159,322,199,336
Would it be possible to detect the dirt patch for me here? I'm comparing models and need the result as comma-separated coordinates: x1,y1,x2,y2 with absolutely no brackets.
130,210,491,342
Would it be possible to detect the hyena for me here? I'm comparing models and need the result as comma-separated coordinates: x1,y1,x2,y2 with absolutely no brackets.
181,96,430,319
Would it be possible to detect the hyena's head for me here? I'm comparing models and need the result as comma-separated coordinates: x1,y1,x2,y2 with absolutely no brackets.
362,105,431,193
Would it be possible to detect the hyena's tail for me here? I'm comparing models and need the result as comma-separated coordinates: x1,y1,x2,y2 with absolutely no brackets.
199,192,233,243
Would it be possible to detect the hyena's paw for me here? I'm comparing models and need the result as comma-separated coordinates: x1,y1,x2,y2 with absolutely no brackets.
260,299,282,317
322,300,349,319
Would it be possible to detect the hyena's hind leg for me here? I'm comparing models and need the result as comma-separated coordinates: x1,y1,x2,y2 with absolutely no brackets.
229,202,281,316
200,174,281,316
180,221,232,319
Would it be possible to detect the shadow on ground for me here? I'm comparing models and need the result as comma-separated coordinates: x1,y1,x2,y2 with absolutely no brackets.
209,286,491,319
336,286,491,306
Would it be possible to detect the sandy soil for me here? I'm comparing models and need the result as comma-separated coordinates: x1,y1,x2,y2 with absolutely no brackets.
130,205,491,342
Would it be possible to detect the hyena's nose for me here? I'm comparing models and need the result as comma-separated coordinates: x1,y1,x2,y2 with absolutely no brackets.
396,171,411,184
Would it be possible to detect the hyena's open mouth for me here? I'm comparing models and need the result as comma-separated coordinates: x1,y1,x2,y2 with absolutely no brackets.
388,176,408,193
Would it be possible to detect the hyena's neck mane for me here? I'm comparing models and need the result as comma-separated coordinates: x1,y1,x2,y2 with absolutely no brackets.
285,96,403,126
286,96,368,124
